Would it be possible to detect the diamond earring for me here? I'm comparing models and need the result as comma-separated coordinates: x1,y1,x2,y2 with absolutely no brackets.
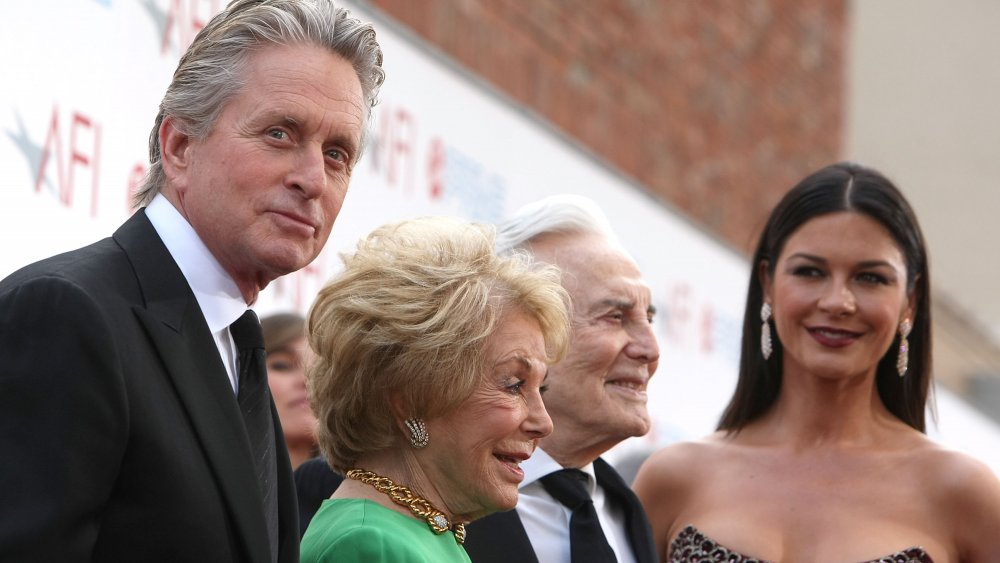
896,319,912,377
761,302,773,360
404,418,429,448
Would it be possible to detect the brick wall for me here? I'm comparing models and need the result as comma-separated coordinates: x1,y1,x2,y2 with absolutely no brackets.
369,0,846,253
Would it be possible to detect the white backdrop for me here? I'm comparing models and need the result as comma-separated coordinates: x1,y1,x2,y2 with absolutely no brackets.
2,0,998,472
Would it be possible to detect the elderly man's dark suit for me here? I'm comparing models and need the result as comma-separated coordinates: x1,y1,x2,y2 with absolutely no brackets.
463,457,658,563
0,211,297,562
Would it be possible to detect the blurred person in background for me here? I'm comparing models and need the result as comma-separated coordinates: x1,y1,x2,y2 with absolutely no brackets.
261,312,319,470
634,162,1000,562
464,195,660,563
299,216,571,562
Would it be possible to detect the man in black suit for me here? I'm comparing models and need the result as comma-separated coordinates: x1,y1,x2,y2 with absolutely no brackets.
0,1,383,561
463,195,661,563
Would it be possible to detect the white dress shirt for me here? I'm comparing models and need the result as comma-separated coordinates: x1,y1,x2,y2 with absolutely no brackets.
145,194,248,393
516,448,637,563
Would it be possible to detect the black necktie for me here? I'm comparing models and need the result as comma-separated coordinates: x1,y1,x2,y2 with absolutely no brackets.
230,310,279,563
540,469,618,563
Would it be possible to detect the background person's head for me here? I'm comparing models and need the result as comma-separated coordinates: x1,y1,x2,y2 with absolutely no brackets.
720,162,931,432
260,312,317,470
497,195,660,469
308,216,571,520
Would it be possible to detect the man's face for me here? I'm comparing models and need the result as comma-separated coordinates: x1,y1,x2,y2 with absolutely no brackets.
530,232,659,462
166,43,365,301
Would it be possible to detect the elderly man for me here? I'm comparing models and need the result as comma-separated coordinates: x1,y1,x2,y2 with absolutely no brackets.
0,1,383,561
463,195,660,563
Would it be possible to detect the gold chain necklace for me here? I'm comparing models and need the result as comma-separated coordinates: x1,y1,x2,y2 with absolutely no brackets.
346,469,467,544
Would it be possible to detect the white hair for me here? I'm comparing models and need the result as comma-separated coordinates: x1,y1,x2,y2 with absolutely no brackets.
495,194,621,255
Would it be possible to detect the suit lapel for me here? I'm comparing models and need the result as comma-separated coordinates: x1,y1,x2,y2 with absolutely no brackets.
271,393,300,561
115,211,271,563
464,508,539,563
594,458,658,563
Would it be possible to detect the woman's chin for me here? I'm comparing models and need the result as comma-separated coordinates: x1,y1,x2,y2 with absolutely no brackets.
284,429,318,451
457,490,518,523
485,488,519,514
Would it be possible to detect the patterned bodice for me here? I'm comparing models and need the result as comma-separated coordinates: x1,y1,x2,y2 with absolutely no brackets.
668,525,934,563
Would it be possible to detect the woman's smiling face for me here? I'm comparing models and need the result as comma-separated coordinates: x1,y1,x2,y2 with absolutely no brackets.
763,211,915,383
420,310,554,522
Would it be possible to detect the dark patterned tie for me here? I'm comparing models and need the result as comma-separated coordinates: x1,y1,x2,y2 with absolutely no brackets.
540,468,618,563
230,310,278,563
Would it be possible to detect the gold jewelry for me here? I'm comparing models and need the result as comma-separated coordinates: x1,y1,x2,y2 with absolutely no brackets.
346,468,466,544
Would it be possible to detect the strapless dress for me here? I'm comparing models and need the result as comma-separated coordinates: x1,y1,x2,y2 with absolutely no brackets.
668,525,933,563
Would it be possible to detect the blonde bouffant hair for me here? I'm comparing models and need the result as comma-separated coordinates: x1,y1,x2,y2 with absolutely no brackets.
307,216,571,473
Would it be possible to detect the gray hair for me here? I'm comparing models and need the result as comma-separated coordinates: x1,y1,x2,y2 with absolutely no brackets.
133,0,385,208
495,194,621,254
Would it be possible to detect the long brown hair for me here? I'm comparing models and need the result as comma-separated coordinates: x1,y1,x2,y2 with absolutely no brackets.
718,162,932,432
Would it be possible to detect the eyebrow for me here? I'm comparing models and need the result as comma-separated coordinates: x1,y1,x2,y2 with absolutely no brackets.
590,298,632,314
591,298,656,316
788,253,899,270
497,354,534,370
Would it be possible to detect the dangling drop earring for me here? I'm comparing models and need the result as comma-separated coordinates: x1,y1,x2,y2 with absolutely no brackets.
404,418,429,448
896,319,912,377
760,302,773,360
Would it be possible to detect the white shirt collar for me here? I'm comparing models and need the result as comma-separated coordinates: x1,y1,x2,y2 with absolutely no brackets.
516,449,634,563
520,447,598,495
145,194,247,331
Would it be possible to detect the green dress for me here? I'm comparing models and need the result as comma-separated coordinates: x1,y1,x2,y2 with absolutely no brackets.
301,498,472,563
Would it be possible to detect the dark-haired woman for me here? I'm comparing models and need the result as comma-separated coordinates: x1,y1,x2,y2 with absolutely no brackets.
634,163,1000,562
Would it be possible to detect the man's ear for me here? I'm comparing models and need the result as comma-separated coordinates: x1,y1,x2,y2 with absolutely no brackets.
159,116,192,186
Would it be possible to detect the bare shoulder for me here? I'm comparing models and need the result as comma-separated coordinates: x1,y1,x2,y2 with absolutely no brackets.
911,440,1000,498
632,434,736,553
893,434,997,499
909,439,1000,556
634,433,732,492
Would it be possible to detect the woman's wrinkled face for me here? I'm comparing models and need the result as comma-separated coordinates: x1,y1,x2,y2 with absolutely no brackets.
764,211,915,383
266,336,318,447
421,310,554,521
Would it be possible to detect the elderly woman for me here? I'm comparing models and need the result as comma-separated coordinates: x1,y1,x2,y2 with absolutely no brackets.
300,216,571,562
634,163,1000,562
260,313,318,470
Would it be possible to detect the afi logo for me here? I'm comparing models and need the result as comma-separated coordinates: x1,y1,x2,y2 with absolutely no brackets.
36,106,102,217
367,103,417,194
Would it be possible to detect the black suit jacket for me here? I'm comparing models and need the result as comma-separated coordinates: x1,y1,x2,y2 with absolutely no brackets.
0,211,298,562
463,457,658,563
293,456,344,537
